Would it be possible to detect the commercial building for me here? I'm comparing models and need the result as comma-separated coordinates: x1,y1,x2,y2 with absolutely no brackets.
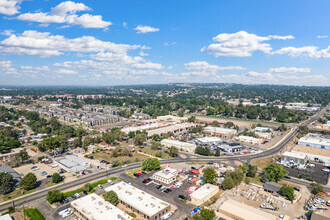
160,139,196,153
219,199,277,220
253,127,272,133
0,214,12,220
156,115,186,122
255,132,272,139
298,134,330,150
153,167,178,187
56,155,91,174
204,127,237,137
218,143,244,153
237,135,263,145
71,193,133,220
189,183,219,205
196,137,222,146
291,145,330,164
146,123,198,138
105,182,171,220
281,151,307,168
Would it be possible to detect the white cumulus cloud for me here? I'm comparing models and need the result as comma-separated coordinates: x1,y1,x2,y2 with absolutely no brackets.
17,1,111,28
134,25,159,34
0,0,21,15
274,46,330,58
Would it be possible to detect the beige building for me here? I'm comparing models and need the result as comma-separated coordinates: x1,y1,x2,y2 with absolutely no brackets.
190,183,219,205
70,193,133,220
237,135,263,145
153,168,178,187
160,139,196,153
105,182,171,220
219,199,277,220
204,126,237,137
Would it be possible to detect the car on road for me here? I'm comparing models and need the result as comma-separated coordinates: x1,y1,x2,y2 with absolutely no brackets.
74,193,80,198
178,195,187,200
156,185,162,189
40,171,47,176
122,164,128,168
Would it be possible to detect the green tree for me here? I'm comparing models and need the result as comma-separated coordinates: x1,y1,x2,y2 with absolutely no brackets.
193,207,215,220
103,190,118,205
310,183,324,195
262,162,288,182
84,183,92,192
222,177,235,189
246,164,258,178
215,148,220,156
225,122,234,128
188,116,196,123
72,137,82,147
151,140,162,150
19,172,37,190
133,133,147,146
52,173,62,183
299,125,309,135
151,134,161,141
279,184,294,201
18,149,30,163
276,124,287,132
203,167,217,184
128,131,136,138
168,146,179,157
142,158,161,171
212,120,219,127
46,189,64,204
0,172,14,194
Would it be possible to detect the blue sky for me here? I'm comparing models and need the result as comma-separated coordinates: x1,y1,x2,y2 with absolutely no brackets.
0,0,329,86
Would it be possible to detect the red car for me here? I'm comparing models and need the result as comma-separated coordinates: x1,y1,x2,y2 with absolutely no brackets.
136,172,142,176
142,179,150,183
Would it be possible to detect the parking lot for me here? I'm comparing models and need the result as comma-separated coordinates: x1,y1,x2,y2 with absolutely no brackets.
284,163,329,185
14,163,62,181
117,171,196,219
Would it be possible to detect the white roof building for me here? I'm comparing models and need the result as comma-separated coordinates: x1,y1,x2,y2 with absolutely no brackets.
204,127,237,136
196,136,222,146
71,193,133,220
161,139,196,152
56,155,90,174
146,123,198,138
237,135,263,145
190,183,219,205
0,214,12,220
153,167,178,187
298,134,330,150
281,151,307,168
105,182,171,220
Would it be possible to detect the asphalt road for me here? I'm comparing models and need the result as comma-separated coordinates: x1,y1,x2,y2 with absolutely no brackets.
0,104,328,213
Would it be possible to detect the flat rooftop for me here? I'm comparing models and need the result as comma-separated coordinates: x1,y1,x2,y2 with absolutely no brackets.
105,182,171,217
153,168,177,179
190,183,219,200
292,145,330,157
219,199,277,220
197,136,222,143
204,127,236,134
282,151,307,160
298,135,330,146
71,193,133,220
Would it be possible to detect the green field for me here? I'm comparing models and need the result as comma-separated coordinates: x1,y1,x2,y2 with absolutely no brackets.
24,208,45,220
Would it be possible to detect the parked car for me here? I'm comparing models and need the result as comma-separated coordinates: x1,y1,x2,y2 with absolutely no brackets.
326,200,330,207
163,189,172,193
83,191,88,195
191,167,197,170
40,171,47,176
156,185,162,189
71,195,76,199
108,180,114,185
133,173,139,177
294,187,300,192
46,175,52,178
178,195,187,200
31,166,39,171
98,184,103,189
142,172,147,175
63,197,69,203
142,179,150,184
74,193,80,198
136,172,142,176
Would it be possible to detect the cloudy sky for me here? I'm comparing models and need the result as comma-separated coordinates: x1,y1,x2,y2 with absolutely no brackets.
0,0,329,86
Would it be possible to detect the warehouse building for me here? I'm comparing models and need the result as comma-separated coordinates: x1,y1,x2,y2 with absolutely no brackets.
153,167,178,187
291,145,330,164
190,183,219,205
298,134,330,150
219,199,277,220
71,193,133,220
160,139,196,153
56,155,91,174
218,143,244,153
237,135,263,145
105,182,171,220
204,126,237,137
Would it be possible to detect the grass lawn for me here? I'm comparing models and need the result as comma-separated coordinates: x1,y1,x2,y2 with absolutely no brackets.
63,177,117,197
251,155,280,169
138,147,172,159
126,168,143,178
249,175,263,186
24,208,45,220
89,150,149,164
4,188,36,201
46,180,63,187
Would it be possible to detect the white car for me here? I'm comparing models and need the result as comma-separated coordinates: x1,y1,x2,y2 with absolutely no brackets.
74,193,80,198
108,180,114,185
98,184,103,189
322,168,329,172
62,210,73,218
122,164,128,168
58,209,69,216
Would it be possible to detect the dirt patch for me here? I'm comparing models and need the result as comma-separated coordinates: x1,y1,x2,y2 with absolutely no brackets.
251,155,280,169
